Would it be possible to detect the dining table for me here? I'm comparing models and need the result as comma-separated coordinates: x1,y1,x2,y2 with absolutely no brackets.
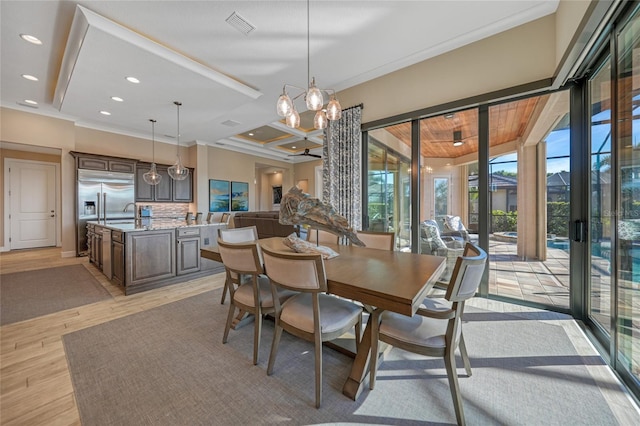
201,236,446,400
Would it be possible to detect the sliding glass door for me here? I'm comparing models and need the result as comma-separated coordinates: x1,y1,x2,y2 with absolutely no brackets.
365,127,412,251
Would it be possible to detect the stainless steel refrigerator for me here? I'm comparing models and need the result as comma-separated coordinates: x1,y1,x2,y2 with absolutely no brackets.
76,169,135,255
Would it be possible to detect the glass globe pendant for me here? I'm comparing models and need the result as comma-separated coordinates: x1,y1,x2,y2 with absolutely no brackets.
168,101,189,181
306,77,323,111
143,119,162,185
326,95,342,121
276,90,293,117
313,109,327,130
285,108,301,129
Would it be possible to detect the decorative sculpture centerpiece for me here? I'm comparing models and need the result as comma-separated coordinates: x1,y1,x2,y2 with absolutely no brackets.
279,186,364,247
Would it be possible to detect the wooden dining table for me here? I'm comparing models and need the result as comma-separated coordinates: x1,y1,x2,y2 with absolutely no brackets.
201,237,446,400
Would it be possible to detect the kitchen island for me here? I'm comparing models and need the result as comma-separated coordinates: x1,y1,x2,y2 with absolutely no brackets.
87,219,226,295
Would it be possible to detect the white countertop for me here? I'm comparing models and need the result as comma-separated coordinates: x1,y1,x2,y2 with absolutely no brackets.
88,219,227,232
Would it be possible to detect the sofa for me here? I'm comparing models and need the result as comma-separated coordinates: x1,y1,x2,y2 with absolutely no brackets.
232,211,299,239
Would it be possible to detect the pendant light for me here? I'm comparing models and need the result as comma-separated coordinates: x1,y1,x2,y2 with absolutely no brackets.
143,119,162,185
275,0,342,130
168,101,189,181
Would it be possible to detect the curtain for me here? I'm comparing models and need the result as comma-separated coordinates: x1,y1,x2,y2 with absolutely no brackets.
322,104,362,236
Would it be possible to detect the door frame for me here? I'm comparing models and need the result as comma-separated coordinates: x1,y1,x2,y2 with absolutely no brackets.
3,158,62,251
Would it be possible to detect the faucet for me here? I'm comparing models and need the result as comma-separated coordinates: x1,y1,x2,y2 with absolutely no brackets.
123,202,136,213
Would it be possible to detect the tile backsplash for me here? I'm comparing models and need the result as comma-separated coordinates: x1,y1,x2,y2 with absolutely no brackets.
137,203,191,219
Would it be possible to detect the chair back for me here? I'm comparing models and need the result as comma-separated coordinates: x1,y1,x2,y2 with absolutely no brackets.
356,231,395,251
306,228,339,245
220,212,231,224
218,225,258,243
261,246,327,293
445,243,487,303
217,240,263,275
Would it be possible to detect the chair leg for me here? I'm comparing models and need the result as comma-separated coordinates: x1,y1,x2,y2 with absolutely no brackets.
444,347,466,426
314,332,323,408
267,323,283,376
459,333,472,377
369,310,381,390
220,280,228,304
253,311,262,365
222,302,236,344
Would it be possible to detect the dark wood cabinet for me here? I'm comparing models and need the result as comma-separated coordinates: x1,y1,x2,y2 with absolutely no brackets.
73,152,136,173
136,162,192,202
173,172,193,202
112,231,125,286
126,229,176,287
176,227,200,275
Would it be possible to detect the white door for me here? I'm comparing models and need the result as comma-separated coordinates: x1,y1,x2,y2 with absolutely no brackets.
7,160,57,249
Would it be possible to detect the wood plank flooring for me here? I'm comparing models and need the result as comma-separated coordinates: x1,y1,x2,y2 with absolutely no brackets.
0,247,225,425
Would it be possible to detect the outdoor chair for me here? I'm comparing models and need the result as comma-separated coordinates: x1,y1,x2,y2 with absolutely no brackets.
421,219,464,283
369,243,487,426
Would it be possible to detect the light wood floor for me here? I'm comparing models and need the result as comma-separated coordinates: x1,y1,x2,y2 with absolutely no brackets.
0,247,225,426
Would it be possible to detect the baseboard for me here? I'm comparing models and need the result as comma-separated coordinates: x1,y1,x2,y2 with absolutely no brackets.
61,250,77,258
0,246,8,252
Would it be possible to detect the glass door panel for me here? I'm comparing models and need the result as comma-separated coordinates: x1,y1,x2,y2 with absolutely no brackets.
487,93,570,309
616,10,640,387
367,124,412,251
588,56,613,335
418,109,479,283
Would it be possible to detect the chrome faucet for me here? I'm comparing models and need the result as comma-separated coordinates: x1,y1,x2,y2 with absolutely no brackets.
123,202,136,213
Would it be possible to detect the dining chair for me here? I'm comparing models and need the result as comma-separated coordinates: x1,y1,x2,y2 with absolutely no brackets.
355,230,395,251
369,242,487,426
306,228,339,245
219,212,231,224
261,246,363,408
217,226,259,304
217,239,294,365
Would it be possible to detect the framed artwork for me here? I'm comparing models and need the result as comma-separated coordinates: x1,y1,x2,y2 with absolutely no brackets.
231,181,249,211
209,179,230,212
272,185,283,205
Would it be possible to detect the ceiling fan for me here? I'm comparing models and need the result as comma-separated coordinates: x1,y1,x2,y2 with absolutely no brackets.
287,137,322,158
289,148,322,159
429,130,474,146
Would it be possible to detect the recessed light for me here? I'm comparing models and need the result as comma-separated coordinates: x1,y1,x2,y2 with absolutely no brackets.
291,146,296,149
125,76,140,84
20,34,42,45
248,132,254,136
21,74,38,81
111,96,124,102
100,110,111,116
24,99,38,105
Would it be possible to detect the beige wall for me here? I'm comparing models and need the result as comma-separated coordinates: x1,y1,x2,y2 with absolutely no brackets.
338,15,557,125
293,159,322,197
206,147,293,213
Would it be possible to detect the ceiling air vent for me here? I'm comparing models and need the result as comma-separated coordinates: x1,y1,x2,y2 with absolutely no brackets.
221,119,241,127
226,12,255,36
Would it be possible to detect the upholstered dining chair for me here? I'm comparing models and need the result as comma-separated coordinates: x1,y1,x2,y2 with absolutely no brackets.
369,243,487,426
355,230,395,251
261,246,363,408
217,239,294,365
306,228,340,245
217,226,259,304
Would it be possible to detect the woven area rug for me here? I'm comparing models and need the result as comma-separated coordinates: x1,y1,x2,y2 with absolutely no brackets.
63,288,619,425
1,264,111,325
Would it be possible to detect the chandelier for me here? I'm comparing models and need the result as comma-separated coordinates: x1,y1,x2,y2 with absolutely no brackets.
168,101,189,181
275,0,341,130
143,119,162,185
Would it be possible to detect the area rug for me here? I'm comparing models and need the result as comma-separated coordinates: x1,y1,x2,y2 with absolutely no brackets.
1,264,111,325
63,289,619,425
